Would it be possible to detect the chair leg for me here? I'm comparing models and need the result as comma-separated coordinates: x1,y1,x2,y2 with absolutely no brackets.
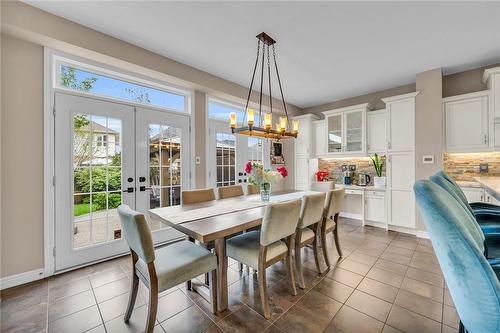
145,281,158,333
287,246,298,296
258,264,271,319
295,243,306,289
313,235,322,274
209,269,218,314
321,222,331,268
124,271,139,322
333,213,343,257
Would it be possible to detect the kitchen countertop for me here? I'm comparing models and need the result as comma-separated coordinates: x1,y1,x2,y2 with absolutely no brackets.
473,177,500,201
456,181,483,188
335,184,386,191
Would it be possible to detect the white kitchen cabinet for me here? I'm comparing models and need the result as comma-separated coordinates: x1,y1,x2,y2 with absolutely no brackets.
443,91,490,152
322,103,371,156
387,153,415,190
485,192,500,206
484,66,500,121
460,187,485,203
388,190,415,229
382,92,418,152
312,119,326,156
386,152,415,230
293,114,319,190
367,109,386,153
364,190,386,224
295,156,310,190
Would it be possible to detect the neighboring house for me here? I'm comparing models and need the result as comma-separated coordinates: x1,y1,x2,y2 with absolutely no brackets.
74,120,120,166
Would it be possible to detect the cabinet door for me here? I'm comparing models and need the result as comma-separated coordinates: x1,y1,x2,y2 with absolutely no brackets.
313,121,326,156
295,157,309,190
367,112,386,152
295,118,311,156
387,153,414,190
494,75,500,120
461,187,485,203
445,95,489,152
345,110,364,153
327,114,343,153
388,190,415,228
486,192,500,206
365,195,385,223
387,99,415,152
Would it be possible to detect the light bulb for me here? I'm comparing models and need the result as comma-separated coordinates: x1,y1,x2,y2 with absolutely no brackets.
247,108,254,126
279,117,287,130
229,112,237,128
293,120,299,133
264,113,272,129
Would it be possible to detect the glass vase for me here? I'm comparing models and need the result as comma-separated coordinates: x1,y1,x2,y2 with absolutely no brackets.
260,183,271,202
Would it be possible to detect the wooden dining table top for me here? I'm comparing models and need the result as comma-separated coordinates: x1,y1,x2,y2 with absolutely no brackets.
149,190,315,243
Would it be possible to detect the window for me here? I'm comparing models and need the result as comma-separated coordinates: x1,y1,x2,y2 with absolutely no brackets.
216,133,236,187
248,137,263,162
96,135,108,147
208,100,260,124
57,64,187,112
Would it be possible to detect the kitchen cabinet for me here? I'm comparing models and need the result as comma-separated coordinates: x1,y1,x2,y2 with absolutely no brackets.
322,103,372,156
484,66,500,121
293,114,318,157
293,114,319,190
367,109,386,153
461,187,485,203
485,192,500,206
382,92,418,152
443,91,490,152
364,190,386,224
312,119,326,156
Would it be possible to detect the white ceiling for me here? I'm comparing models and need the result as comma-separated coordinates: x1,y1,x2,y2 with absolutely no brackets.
26,1,500,108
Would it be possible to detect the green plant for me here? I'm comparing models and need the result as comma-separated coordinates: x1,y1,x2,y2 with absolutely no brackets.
370,153,384,177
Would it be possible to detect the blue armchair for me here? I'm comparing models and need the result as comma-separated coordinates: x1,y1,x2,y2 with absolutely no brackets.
414,180,500,333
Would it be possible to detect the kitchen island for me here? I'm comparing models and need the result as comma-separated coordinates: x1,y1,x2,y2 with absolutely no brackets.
474,177,500,202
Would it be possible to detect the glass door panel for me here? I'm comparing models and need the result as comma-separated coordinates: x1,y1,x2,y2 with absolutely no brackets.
345,110,363,152
327,114,343,152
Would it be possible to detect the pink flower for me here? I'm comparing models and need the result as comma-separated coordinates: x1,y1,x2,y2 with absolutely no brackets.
245,161,252,174
277,166,288,178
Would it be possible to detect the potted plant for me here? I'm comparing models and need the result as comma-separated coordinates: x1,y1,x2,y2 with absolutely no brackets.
245,162,287,201
370,153,386,188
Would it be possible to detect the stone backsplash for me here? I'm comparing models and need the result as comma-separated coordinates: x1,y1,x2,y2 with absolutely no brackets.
443,152,500,181
318,156,386,186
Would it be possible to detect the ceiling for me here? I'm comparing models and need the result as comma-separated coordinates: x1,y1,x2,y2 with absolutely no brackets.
26,1,500,108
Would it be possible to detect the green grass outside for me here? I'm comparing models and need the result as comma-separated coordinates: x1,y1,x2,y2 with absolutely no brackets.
74,203,99,217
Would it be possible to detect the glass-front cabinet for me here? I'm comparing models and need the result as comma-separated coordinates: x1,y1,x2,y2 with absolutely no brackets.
323,103,371,156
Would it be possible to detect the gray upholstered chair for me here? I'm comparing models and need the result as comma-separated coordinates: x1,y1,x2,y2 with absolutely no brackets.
225,199,301,319
118,205,218,333
218,185,244,199
321,188,345,267
182,188,216,204
295,192,327,289
310,181,335,192
247,184,260,195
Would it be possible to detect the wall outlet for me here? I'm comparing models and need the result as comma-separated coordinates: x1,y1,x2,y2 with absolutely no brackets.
195,156,201,165
479,163,489,173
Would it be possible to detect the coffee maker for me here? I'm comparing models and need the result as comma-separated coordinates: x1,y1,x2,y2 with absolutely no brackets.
341,165,355,185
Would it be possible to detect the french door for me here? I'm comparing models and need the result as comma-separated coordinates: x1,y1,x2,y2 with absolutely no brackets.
208,119,267,189
54,92,189,271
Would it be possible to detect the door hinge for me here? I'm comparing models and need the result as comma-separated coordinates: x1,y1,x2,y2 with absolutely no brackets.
52,105,56,116
52,176,56,186
189,172,192,179
189,125,192,133
53,247,56,257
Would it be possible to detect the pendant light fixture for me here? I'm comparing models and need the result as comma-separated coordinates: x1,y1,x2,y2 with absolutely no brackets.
230,32,298,139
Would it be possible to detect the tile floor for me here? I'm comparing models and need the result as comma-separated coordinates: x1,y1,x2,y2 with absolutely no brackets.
0,218,459,333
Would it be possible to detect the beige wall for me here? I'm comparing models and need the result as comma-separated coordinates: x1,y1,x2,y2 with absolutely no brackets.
443,63,500,97
415,68,443,231
194,91,207,189
1,34,45,277
300,83,416,116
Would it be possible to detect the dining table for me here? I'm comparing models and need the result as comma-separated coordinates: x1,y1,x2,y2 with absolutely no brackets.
149,190,318,312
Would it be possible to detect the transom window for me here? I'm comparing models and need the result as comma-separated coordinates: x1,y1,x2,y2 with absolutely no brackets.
56,63,187,112
209,100,261,124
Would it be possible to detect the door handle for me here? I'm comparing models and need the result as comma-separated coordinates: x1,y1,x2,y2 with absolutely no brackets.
122,187,135,193
140,186,152,192
139,176,146,182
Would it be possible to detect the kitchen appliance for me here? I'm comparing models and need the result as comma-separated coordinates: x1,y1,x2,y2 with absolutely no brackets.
358,174,371,186
315,169,329,181
341,165,353,185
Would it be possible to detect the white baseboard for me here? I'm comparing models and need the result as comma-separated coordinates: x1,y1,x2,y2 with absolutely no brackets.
0,269,45,290
339,212,362,220
416,230,430,239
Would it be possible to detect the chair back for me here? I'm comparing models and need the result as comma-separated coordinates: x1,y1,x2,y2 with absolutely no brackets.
247,184,260,195
438,171,471,207
324,188,345,219
218,185,244,199
298,192,327,229
182,188,215,204
414,180,499,333
260,199,301,246
118,205,155,264
310,182,335,192
430,173,485,247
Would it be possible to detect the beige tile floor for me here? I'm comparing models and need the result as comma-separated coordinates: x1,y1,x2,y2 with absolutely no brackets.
0,218,459,333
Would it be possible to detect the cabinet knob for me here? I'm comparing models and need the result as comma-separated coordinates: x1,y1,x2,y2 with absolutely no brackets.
484,134,488,144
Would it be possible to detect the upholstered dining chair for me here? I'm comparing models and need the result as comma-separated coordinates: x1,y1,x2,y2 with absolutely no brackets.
247,184,260,195
310,181,335,192
225,199,301,319
295,192,327,289
218,185,244,199
414,180,500,333
182,188,216,204
117,205,218,333
321,188,345,268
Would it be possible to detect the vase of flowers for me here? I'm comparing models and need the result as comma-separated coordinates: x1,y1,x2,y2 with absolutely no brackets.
370,153,386,188
245,162,288,202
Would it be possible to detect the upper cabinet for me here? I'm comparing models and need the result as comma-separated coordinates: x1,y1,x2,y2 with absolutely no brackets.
367,109,386,153
322,103,372,156
312,119,326,156
293,114,319,157
484,66,500,121
382,92,418,152
443,90,490,152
